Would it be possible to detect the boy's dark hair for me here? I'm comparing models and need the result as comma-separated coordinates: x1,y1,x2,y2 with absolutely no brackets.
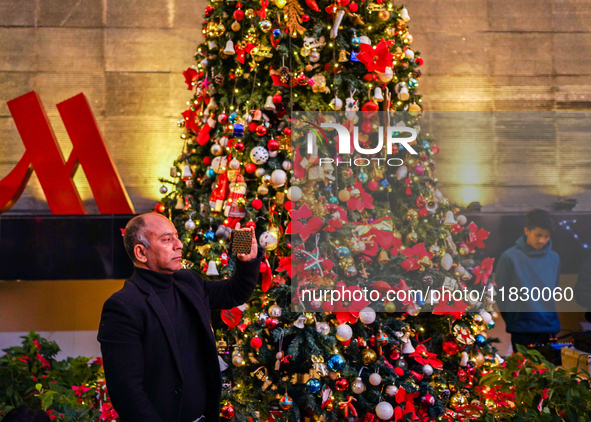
525,208,555,233
1,406,50,422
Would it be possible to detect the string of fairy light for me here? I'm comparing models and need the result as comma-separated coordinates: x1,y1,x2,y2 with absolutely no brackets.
558,219,589,249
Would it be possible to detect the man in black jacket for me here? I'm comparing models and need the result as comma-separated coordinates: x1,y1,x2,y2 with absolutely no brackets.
98,213,262,422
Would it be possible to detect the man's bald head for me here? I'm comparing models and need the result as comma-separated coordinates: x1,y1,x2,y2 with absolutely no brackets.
124,214,152,263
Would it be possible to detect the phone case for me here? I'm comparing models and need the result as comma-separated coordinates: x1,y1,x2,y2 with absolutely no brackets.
232,230,253,254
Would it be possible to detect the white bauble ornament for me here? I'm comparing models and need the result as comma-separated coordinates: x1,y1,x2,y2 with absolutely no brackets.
441,253,453,271
185,219,196,230
369,373,382,386
434,189,443,200
282,160,292,171
330,97,343,110
456,214,467,225
269,150,278,158
335,324,353,342
375,402,394,420
232,354,244,366
316,322,330,335
396,165,408,180
404,49,415,60
422,364,433,376
212,156,228,174
359,306,376,324
257,185,269,195
271,169,287,188
480,311,492,324
259,231,279,251
359,36,371,45
229,158,240,170
287,186,302,201
351,377,366,394
250,146,269,165
385,385,398,397
377,67,394,83
219,136,229,148
255,167,266,178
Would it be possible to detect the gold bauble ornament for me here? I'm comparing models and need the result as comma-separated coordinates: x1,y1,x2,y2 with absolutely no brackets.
378,9,391,21
405,34,414,44
384,302,396,312
259,20,272,33
475,352,485,367
276,0,287,7
216,23,226,36
385,27,396,37
338,189,351,202
473,314,484,325
449,393,467,409
406,209,419,221
245,9,255,18
231,21,241,31
458,243,470,256
362,348,377,365
429,245,441,256
305,312,315,324
407,231,419,243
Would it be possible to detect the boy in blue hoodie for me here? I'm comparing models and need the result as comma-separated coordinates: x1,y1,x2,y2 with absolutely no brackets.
495,208,561,352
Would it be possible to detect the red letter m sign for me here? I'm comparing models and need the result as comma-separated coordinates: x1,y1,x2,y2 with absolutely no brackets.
0,91,134,214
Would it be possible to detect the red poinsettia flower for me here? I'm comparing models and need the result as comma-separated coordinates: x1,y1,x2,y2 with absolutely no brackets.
433,299,468,320
332,282,370,324
92,357,103,366
473,257,495,285
100,402,119,421
183,67,199,90
347,181,375,213
36,353,50,370
394,387,420,421
356,39,394,73
352,216,400,256
287,203,324,241
181,108,200,133
72,385,92,398
323,205,348,232
465,221,490,251
401,243,432,271
409,344,443,369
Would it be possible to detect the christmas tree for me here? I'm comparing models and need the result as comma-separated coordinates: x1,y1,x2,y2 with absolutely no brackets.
158,1,502,421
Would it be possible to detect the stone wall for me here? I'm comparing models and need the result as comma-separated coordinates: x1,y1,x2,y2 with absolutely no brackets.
1,0,591,213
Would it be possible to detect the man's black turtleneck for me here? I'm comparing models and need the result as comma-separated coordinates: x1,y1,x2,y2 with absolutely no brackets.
134,267,207,422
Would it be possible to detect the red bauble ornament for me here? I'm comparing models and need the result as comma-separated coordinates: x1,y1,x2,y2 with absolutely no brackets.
421,394,435,407
415,57,424,66
221,404,235,419
450,223,462,234
360,120,373,134
415,196,427,207
252,198,263,210
250,336,263,349
266,318,279,329
205,6,215,16
203,157,212,165
394,367,405,377
418,207,429,217
272,94,283,104
245,162,257,173
234,142,245,152
227,138,236,148
321,259,334,270
442,339,460,355
218,113,229,124
283,127,292,136
246,220,256,229
363,73,375,82
361,101,379,119
348,2,358,12
457,368,468,382
256,125,268,136
154,203,165,213
284,200,293,211
335,378,349,391
233,9,245,20
248,122,259,132
431,145,440,155
268,139,279,150
302,14,310,22
368,180,379,191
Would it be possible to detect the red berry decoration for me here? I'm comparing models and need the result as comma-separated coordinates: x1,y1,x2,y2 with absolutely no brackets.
203,157,212,165
234,141,245,152
221,403,235,419
256,125,268,136
302,14,310,22
252,198,263,209
154,203,165,213
250,336,263,349
272,94,283,104
368,180,379,191
335,378,349,391
348,2,358,12
361,101,379,119
267,139,279,150
233,9,244,20
245,162,257,173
